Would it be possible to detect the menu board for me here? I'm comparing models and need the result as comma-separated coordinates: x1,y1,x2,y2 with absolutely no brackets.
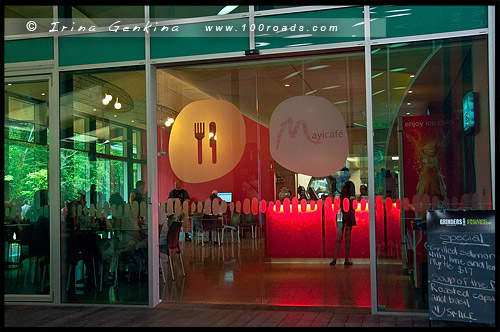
427,210,495,325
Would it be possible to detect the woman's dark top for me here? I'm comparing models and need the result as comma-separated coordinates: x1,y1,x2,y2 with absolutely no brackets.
341,192,356,227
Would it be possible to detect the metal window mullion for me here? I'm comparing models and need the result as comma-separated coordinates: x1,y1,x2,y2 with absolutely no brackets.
145,5,160,308
488,6,495,209
249,5,255,49
364,5,378,316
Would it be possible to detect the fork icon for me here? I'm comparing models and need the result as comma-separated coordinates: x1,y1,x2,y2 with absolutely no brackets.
194,122,205,164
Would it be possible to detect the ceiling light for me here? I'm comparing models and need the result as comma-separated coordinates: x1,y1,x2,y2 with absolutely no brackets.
305,90,317,95
165,118,174,127
390,67,407,72
41,92,45,96
93,108,96,111
114,97,121,110
283,71,301,80
406,112,410,115
408,90,413,93
385,8,412,13
285,43,314,48
307,65,330,71
322,85,340,89
391,156,400,160
410,74,415,78
407,102,411,105
371,48,381,54
373,89,385,95
388,43,409,48
102,93,112,105
8,83,12,85
372,72,384,78
284,84,290,87
392,87,407,90
334,100,348,105
283,34,313,39
114,114,117,117
255,42,270,47
385,13,412,18
218,5,239,15
131,120,135,123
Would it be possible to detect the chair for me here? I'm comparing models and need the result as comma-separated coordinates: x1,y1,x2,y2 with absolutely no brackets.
159,221,186,281
239,213,260,238
222,212,240,244
201,214,220,246
190,214,203,245
66,231,99,292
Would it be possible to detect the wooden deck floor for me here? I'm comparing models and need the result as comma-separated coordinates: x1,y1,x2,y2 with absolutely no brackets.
3,303,449,328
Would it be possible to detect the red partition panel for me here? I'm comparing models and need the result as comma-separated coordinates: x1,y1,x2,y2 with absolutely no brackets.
266,201,323,258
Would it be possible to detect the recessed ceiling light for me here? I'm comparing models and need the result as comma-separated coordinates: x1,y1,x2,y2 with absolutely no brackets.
408,90,413,93
306,65,329,71
406,112,410,115
131,120,135,123
114,114,118,117
217,5,239,15
410,74,415,78
93,109,96,111
390,67,407,72
283,34,313,39
285,84,290,87
285,43,314,48
8,83,12,86
41,92,45,96
283,71,301,80
407,102,411,105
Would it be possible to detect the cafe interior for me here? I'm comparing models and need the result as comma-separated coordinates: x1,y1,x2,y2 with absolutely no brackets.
4,6,493,315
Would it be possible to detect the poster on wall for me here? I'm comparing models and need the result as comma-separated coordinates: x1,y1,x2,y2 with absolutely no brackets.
427,210,495,325
402,114,453,203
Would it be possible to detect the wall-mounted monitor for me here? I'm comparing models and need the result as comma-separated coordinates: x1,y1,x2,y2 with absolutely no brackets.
463,92,479,134
217,192,232,203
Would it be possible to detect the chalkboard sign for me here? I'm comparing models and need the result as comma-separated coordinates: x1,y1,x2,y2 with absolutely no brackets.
427,210,495,325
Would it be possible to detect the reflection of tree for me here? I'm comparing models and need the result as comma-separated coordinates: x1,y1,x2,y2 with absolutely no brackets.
5,126,48,204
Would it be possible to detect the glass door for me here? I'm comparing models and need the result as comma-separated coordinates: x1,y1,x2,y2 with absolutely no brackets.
4,76,52,301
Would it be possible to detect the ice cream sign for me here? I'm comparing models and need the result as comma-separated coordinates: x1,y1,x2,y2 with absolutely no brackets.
269,96,349,177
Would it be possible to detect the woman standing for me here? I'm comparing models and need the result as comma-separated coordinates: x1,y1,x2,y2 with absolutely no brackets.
330,180,356,266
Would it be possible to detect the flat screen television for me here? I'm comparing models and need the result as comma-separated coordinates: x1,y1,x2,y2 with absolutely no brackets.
217,192,232,203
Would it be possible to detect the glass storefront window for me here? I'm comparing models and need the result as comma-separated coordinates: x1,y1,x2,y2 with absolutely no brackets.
4,79,50,296
59,68,148,304
372,36,491,312
156,48,369,306
370,5,488,39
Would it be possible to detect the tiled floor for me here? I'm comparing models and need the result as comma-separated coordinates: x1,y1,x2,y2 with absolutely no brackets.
160,233,427,311
5,230,427,310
